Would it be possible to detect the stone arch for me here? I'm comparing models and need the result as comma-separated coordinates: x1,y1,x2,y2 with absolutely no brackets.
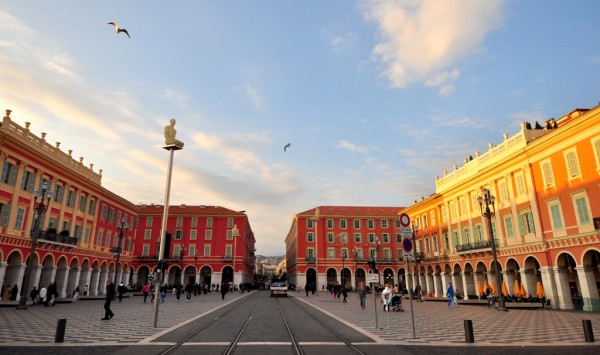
200,265,212,286
326,267,337,285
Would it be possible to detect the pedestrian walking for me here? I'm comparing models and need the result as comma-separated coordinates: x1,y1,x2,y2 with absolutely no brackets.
382,284,392,311
38,286,47,305
30,287,39,304
73,286,80,302
486,285,494,307
117,283,126,302
46,282,58,307
221,282,229,300
102,276,116,320
185,282,193,301
84,284,89,296
159,284,167,303
447,282,458,308
342,285,348,303
142,283,150,303
305,283,309,297
10,284,18,301
358,281,368,309
175,283,182,301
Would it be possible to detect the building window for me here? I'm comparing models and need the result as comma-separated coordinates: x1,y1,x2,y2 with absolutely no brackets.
422,215,428,228
368,233,376,243
432,235,438,251
108,208,115,223
354,248,364,259
225,245,232,258
327,248,335,259
205,230,212,240
515,173,526,196
176,217,183,227
20,170,36,192
325,219,333,229
0,203,11,227
65,190,76,208
142,245,149,257
451,231,459,247
430,211,436,226
227,217,233,228
369,248,377,260
14,207,25,230
226,230,233,240
450,201,457,220
461,228,470,244
204,245,211,256
473,224,483,242
1,161,18,185
306,219,315,228
396,233,401,243
441,205,448,224
96,230,103,246
189,245,195,257
381,219,389,228
306,248,314,259
84,227,90,243
144,229,152,240
173,245,180,259
174,230,183,240
145,217,152,227
327,233,334,243
354,233,362,243
547,199,564,230
367,219,375,229
382,248,391,260
53,185,65,203
78,195,87,213
74,224,82,239
354,219,361,229
541,160,555,188
88,200,96,215
564,149,582,179
443,233,449,249
307,232,314,242
105,231,111,248
517,210,535,235
190,230,197,240
340,219,347,229
191,217,198,227
592,136,600,172
381,233,390,243
206,218,213,228
339,233,348,243
504,215,514,238
572,191,591,225
498,180,509,202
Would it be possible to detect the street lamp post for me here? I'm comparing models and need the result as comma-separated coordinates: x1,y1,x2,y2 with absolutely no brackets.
371,236,381,329
113,217,129,284
231,224,240,285
313,207,320,296
353,248,358,291
341,253,346,287
478,188,508,312
411,222,422,301
17,181,53,310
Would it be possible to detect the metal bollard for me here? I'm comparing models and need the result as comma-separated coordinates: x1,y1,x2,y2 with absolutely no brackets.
583,319,595,342
55,318,67,343
464,319,474,343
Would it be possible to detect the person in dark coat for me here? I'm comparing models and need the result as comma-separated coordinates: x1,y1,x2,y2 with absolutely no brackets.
221,282,229,300
30,287,39,304
10,284,18,301
117,283,126,302
46,282,58,307
102,276,116,320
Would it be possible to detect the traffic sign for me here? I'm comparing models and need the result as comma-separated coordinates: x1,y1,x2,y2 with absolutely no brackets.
404,252,414,259
366,273,379,283
402,238,413,252
400,226,412,238
399,213,411,227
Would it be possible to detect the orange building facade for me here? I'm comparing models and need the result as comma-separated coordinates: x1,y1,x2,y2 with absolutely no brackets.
0,110,255,301
400,104,600,311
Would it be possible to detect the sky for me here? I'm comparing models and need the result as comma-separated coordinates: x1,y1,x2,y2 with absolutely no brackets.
1,1,599,256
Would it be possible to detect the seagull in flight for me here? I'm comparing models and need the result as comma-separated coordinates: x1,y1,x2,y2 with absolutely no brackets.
107,22,130,38
284,143,291,152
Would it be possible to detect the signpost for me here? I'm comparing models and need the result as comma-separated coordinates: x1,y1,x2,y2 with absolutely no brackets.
399,213,417,339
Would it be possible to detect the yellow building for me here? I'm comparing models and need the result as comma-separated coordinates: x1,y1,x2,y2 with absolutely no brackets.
403,104,600,311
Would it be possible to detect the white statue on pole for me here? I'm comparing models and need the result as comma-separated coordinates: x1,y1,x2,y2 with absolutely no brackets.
164,119,184,148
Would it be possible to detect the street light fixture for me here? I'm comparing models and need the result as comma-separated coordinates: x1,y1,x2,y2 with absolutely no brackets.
17,181,53,310
231,224,240,285
113,217,128,284
478,187,508,312
411,222,422,301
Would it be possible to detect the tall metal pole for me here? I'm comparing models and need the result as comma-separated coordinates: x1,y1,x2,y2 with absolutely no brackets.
373,239,380,329
479,188,507,312
407,258,416,339
412,223,422,302
232,224,239,286
114,219,128,285
313,207,319,296
18,182,52,310
153,120,183,327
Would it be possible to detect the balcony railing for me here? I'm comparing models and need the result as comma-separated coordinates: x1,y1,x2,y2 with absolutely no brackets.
456,240,498,252
38,232,78,246
222,256,233,262
305,257,315,263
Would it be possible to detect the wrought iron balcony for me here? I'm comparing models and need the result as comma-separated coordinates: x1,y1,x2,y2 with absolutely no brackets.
305,257,315,263
456,240,498,253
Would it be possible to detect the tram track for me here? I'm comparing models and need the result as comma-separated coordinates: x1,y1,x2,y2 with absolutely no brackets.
157,291,369,355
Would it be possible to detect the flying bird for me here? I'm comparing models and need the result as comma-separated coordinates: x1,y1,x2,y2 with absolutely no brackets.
284,143,291,152
107,22,130,38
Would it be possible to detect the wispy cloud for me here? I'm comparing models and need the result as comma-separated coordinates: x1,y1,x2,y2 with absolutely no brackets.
324,29,357,51
239,83,263,107
162,88,189,110
361,0,504,95
336,140,371,153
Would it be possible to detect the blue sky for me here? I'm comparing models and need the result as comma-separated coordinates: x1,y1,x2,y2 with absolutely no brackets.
1,1,599,255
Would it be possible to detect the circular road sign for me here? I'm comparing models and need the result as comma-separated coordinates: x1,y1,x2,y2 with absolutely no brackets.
402,238,413,253
399,213,411,227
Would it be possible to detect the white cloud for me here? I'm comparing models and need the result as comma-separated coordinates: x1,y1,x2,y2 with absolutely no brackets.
361,0,504,94
239,84,263,107
336,140,371,153
162,88,189,110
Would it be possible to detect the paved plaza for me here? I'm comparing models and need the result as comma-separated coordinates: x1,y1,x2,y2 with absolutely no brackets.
0,290,599,350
